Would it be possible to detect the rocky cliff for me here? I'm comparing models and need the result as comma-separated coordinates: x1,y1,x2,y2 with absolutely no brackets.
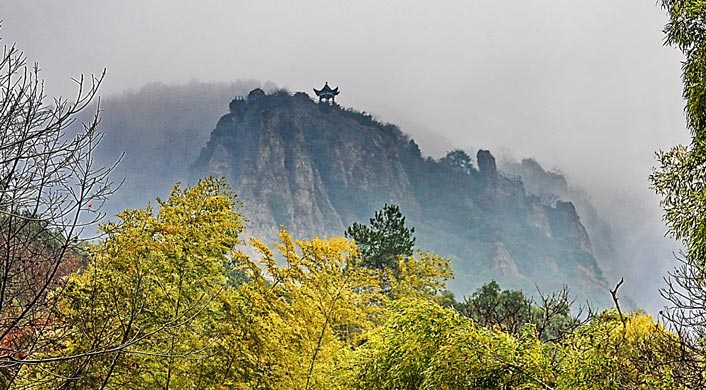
499,158,619,277
189,89,611,306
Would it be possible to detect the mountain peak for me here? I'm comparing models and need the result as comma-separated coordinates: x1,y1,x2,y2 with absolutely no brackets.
189,88,610,305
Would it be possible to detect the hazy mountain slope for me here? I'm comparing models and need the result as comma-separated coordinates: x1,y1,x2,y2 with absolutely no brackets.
189,89,611,306
498,158,619,277
93,80,268,216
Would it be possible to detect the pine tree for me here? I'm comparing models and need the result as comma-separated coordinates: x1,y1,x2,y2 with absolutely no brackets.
345,204,415,272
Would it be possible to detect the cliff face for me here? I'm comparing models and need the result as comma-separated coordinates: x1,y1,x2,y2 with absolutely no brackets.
191,91,420,242
189,89,611,305
499,158,618,277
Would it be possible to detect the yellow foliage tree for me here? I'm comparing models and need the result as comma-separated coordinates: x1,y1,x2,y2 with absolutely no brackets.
390,250,453,300
555,310,681,389
12,177,685,389
15,178,244,389
226,229,383,389
340,298,552,390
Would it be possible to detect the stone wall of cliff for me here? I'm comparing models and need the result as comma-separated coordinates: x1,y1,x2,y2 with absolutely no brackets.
189,89,611,306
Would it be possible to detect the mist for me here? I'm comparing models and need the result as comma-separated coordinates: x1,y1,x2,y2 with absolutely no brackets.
1,1,686,312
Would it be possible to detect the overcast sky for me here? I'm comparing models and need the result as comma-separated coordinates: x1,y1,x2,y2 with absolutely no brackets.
1,1,688,309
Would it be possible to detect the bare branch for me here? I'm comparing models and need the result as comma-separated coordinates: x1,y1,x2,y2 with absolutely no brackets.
0,32,118,375
610,278,626,329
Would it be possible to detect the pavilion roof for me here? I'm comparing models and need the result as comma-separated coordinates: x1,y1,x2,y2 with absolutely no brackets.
314,82,339,96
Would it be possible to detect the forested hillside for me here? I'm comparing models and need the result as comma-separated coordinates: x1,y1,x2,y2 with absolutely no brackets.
2,178,687,388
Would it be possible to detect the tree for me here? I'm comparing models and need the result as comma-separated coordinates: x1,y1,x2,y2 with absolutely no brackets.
0,34,116,382
652,0,706,375
439,149,474,174
555,310,681,389
463,281,532,334
235,229,383,389
461,281,578,342
344,204,415,272
389,251,453,301
650,2,706,385
341,298,552,390
341,297,682,390
16,178,244,389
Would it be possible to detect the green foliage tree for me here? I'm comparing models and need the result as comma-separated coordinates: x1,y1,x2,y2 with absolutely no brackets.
652,2,706,383
439,149,474,174
345,204,415,272
344,205,455,301
463,281,531,333
461,281,576,342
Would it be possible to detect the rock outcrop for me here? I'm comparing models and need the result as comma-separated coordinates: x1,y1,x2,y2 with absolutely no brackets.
499,157,618,278
477,149,498,176
191,91,419,241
